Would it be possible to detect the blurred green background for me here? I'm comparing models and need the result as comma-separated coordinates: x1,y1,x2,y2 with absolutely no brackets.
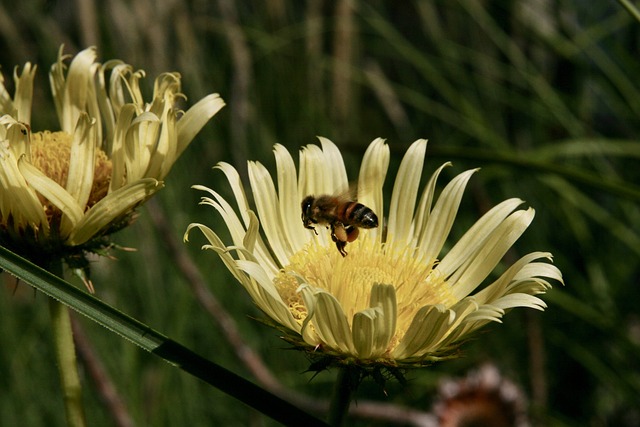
1,0,639,426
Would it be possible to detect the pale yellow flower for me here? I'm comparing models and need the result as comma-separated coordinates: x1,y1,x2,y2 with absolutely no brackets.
0,47,224,267
186,138,562,367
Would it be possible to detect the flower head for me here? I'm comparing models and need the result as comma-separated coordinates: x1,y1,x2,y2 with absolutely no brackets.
186,138,562,368
0,46,224,269
433,364,529,427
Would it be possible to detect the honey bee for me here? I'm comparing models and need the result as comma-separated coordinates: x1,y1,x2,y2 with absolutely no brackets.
301,193,378,256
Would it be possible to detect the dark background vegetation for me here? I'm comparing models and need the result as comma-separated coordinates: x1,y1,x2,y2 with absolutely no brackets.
1,0,639,425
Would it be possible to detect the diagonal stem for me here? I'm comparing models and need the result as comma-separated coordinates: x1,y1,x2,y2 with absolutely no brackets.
49,261,86,427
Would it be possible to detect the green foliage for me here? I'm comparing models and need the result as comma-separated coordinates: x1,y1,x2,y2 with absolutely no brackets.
1,0,639,425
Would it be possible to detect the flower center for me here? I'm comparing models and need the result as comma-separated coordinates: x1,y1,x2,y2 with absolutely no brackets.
30,131,112,211
274,235,458,333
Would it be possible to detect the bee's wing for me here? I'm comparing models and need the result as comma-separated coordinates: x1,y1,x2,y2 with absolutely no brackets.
332,185,358,202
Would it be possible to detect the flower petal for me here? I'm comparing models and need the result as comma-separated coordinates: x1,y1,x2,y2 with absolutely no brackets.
447,208,535,300
189,227,301,333
369,283,397,355
18,157,83,236
352,308,381,358
215,162,252,225
109,104,137,192
13,63,37,123
194,184,278,276
303,288,356,354
176,93,225,157
473,252,559,304
125,112,161,182
146,102,178,180
422,298,480,355
66,113,96,208
68,178,161,245
248,161,290,266
437,198,525,277
236,259,301,332
417,168,477,264
298,138,347,198
274,144,307,253
357,138,389,241
392,304,452,359
387,139,427,243
0,148,49,232
411,162,451,246
55,47,97,133
317,137,349,193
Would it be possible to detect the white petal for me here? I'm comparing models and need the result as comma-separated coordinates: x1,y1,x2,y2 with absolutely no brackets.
514,261,563,285
357,138,389,242
392,304,451,359
194,184,279,276
417,168,477,264
125,112,160,182
194,186,251,249
387,139,427,243
146,103,178,180
13,63,37,123
310,290,356,354
0,140,49,232
412,162,451,246
176,93,225,157
352,308,381,358
66,113,96,208
424,298,481,354
369,283,397,355
192,230,301,333
236,260,300,331
108,104,137,192
448,208,535,301
248,161,290,266
57,47,97,133
298,138,348,199
18,158,83,237
274,144,307,253
69,178,161,245
492,293,547,310
473,252,555,304
437,198,524,276
215,162,252,227
317,137,349,193
463,305,506,323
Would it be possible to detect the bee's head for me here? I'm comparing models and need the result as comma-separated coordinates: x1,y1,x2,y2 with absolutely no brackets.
301,195,316,225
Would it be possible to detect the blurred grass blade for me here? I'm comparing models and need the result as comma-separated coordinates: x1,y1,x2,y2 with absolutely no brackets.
532,139,640,160
428,145,640,203
0,245,328,427
617,0,640,23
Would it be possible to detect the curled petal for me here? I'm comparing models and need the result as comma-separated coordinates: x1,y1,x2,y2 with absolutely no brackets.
69,178,162,245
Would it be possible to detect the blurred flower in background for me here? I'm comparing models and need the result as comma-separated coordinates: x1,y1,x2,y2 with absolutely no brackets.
0,46,224,278
187,138,562,370
433,364,530,427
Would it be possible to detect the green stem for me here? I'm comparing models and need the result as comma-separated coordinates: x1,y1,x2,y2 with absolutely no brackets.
328,366,356,427
1,246,328,426
49,261,86,427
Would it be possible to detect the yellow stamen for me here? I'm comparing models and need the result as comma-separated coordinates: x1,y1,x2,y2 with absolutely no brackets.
30,131,112,211
274,236,458,334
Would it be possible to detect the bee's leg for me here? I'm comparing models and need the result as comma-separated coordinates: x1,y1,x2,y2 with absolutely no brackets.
302,218,319,234
331,223,349,257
